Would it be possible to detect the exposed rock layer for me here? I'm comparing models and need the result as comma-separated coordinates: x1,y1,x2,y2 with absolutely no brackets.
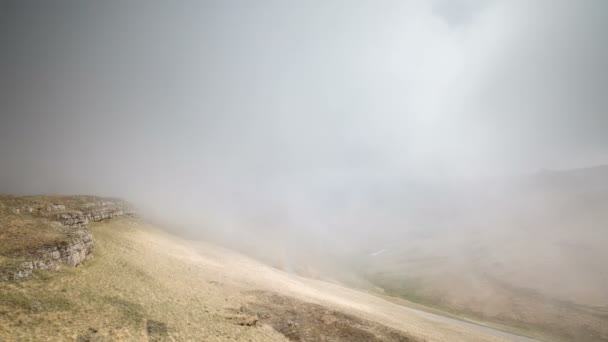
0,196,133,280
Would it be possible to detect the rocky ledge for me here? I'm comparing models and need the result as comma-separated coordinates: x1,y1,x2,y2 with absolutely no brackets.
12,229,95,279
0,195,134,280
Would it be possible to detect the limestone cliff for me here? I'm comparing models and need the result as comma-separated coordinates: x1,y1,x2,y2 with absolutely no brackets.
0,195,134,280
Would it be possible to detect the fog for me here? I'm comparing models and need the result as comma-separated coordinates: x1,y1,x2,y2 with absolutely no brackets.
1,1,608,276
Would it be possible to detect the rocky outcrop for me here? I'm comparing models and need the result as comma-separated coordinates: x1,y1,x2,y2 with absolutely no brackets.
52,201,133,228
54,211,90,228
0,196,134,280
11,229,95,280
87,206,130,223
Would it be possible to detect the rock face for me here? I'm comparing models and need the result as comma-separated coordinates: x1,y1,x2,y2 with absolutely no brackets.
55,212,90,228
13,229,95,279
0,196,134,280
52,204,131,228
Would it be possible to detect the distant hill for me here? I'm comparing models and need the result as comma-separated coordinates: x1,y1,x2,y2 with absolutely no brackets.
349,166,608,342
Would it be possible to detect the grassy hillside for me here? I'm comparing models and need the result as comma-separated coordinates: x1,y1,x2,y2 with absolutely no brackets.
0,218,287,341
0,213,520,342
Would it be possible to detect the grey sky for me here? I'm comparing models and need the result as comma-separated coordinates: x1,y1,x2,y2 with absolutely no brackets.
1,1,607,237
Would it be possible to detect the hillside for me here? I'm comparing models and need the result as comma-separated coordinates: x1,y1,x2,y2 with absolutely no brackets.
0,195,528,342
351,167,608,342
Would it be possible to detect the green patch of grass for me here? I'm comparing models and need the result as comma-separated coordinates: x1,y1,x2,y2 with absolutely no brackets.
0,291,73,312
0,255,23,270
102,296,146,326
115,259,154,282
371,275,447,309
367,274,608,342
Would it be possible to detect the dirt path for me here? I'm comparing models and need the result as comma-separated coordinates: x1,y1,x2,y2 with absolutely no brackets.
395,305,542,342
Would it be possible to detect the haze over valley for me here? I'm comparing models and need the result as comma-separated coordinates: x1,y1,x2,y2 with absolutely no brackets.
1,1,607,341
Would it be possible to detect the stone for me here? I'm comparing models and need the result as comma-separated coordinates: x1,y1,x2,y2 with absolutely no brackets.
1,197,134,281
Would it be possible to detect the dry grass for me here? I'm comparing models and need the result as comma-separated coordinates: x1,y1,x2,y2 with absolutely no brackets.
0,214,67,255
0,195,98,255
0,218,287,341
0,217,513,341
0,194,132,268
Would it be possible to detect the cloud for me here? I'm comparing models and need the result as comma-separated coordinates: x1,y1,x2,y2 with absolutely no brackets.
0,0,607,245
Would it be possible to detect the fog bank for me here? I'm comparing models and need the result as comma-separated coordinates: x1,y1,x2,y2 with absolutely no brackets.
1,0,607,259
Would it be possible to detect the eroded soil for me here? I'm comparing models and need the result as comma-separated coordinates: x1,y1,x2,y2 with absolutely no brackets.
234,290,423,342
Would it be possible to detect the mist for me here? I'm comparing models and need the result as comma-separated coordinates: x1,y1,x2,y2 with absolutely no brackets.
1,0,608,300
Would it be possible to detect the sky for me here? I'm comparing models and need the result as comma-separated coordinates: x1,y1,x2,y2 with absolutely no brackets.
1,0,607,243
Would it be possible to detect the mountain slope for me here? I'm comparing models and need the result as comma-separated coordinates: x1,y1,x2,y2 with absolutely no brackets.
0,211,517,341
353,167,608,342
